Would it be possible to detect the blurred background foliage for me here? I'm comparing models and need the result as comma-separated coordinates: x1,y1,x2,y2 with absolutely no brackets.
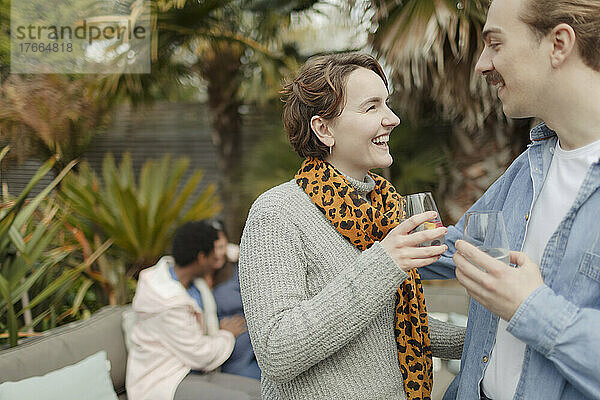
0,147,111,347
59,153,221,280
0,0,533,342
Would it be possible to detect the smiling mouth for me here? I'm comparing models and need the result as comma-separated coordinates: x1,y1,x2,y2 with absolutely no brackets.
372,134,390,147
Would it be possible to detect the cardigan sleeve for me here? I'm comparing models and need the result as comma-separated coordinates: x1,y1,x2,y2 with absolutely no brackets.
239,205,408,383
428,316,465,360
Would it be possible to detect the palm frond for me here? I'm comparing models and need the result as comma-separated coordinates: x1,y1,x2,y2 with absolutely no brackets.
369,0,496,130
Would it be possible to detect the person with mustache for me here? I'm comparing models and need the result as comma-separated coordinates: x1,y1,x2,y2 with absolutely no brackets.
418,0,600,399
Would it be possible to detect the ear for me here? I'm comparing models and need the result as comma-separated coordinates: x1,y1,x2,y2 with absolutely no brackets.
549,23,577,68
310,115,335,148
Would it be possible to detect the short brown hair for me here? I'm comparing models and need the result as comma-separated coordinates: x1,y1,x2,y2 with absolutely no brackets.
519,0,600,71
281,53,388,160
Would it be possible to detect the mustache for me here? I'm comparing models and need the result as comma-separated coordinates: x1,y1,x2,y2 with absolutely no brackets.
485,70,505,86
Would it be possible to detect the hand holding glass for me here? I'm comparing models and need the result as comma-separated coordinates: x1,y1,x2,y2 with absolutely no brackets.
463,211,510,269
402,192,444,246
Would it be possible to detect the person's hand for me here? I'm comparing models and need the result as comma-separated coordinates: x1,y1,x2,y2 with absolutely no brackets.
453,240,544,321
380,211,448,272
219,315,247,338
227,243,240,263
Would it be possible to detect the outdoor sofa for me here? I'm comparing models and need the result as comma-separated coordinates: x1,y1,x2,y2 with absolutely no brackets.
0,305,256,399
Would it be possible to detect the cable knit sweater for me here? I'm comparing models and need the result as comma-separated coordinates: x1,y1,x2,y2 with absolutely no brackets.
239,177,464,400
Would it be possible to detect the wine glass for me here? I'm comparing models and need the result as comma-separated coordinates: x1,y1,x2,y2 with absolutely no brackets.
463,211,510,269
402,192,444,246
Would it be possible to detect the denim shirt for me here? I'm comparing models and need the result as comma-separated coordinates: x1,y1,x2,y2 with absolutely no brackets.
421,123,600,400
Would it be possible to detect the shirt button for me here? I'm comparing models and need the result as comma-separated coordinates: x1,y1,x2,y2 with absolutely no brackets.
483,356,489,363
525,213,529,221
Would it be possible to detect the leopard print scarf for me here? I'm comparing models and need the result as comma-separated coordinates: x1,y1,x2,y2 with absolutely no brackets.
296,157,433,400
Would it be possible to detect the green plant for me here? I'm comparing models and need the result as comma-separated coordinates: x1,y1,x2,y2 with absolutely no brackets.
62,224,131,306
0,147,111,347
60,153,221,279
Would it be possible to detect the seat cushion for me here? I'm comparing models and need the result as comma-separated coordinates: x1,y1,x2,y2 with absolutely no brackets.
0,306,128,394
174,372,261,400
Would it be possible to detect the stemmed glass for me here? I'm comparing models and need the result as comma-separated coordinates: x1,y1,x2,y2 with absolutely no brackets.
463,211,510,269
402,192,444,246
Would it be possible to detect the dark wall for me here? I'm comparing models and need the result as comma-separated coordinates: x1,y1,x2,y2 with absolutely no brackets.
1,101,219,197
0,101,275,221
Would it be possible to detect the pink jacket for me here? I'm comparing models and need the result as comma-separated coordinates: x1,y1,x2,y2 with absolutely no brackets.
126,257,235,400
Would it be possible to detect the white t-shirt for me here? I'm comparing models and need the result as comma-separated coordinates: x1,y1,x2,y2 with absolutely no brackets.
481,138,600,400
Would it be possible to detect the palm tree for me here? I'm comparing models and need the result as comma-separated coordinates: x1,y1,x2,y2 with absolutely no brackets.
96,0,319,241
0,74,111,171
0,0,318,240
366,0,531,221
0,0,124,171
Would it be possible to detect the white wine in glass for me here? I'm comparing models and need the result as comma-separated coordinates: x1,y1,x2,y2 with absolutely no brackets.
463,210,510,269
402,192,444,246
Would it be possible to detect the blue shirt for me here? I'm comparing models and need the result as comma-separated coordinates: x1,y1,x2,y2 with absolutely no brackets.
213,266,261,380
169,266,203,310
422,123,600,400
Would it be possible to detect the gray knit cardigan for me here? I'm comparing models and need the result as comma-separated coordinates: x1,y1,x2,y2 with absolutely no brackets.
239,177,464,400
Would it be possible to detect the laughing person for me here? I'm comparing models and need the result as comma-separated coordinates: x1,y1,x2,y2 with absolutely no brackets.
239,53,465,400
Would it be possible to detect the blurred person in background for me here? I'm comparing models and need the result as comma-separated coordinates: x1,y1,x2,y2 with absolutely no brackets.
203,221,261,381
126,221,259,400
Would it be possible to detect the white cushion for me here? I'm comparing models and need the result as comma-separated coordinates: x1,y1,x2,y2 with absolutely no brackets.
0,351,118,400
